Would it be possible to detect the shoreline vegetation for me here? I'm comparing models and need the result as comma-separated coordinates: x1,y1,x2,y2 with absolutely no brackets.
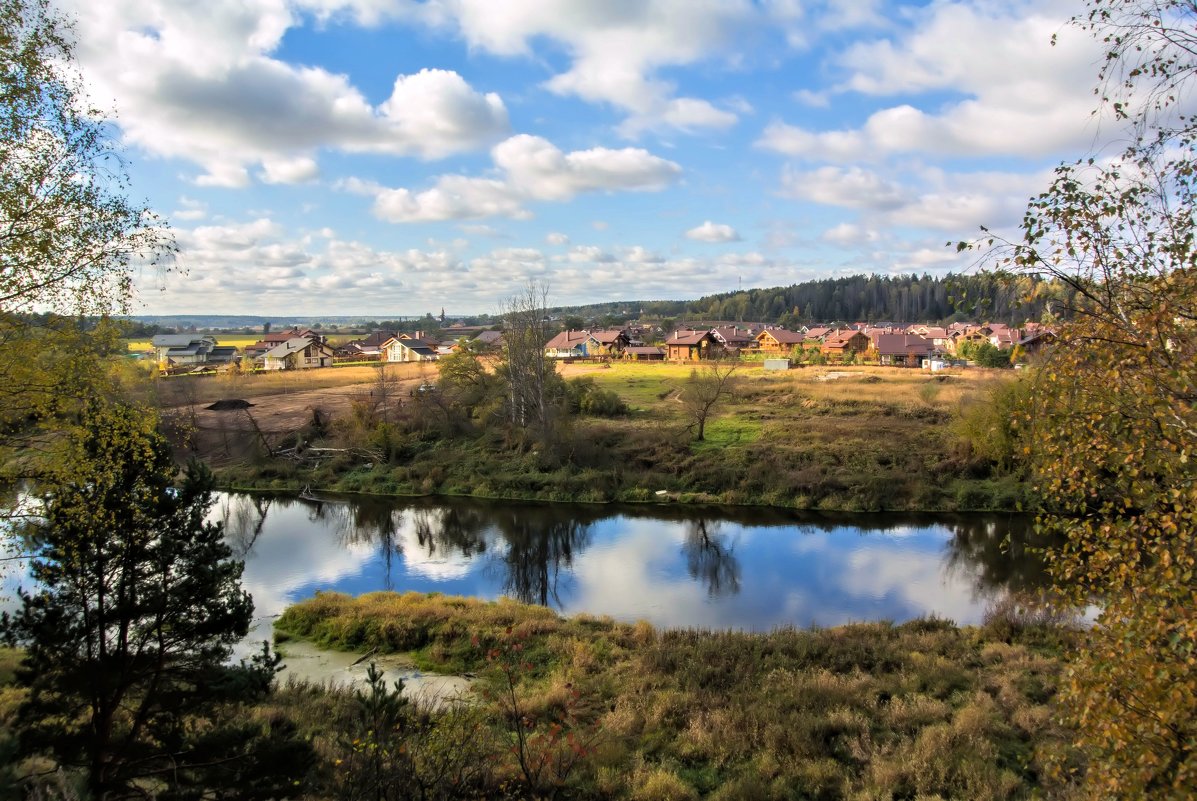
191,362,1029,514
262,590,1082,800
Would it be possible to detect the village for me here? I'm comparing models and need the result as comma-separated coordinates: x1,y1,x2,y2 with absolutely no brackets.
146,318,1056,374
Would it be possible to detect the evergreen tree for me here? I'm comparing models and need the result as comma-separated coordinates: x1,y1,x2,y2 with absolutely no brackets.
1,403,298,798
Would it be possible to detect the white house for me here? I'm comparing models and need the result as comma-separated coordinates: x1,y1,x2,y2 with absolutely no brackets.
382,337,439,362
260,337,336,370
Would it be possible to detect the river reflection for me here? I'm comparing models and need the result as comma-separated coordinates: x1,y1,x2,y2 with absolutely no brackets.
215,492,1050,638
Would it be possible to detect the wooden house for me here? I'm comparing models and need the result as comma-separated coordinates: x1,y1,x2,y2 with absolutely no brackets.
587,329,630,357
754,328,807,355
624,346,665,361
874,334,935,367
666,330,717,361
820,330,870,357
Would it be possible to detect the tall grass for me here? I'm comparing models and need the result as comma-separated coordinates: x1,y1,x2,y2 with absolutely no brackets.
273,591,1079,800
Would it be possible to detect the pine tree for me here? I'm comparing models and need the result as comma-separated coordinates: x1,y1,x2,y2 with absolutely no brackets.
1,403,296,798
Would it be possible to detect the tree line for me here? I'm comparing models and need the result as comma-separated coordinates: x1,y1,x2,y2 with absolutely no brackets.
555,272,1070,327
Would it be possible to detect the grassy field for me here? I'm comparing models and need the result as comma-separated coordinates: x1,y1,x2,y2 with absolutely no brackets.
212,360,1025,512
266,591,1079,800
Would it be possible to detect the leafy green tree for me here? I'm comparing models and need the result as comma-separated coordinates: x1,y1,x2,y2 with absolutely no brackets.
0,0,172,458
970,1,1197,795
1,403,296,798
0,0,171,316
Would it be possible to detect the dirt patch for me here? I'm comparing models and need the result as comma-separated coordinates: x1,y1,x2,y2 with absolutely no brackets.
166,363,433,466
206,399,254,411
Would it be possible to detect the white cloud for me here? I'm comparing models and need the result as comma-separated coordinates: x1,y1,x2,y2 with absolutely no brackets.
350,134,682,223
780,165,907,211
821,222,878,246
259,155,320,185
412,0,753,135
545,232,570,245
756,1,1102,163
65,2,509,185
685,220,741,243
141,217,841,314
171,196,208,221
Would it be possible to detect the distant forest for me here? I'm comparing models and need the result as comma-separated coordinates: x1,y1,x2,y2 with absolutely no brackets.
556,273,1070,327
117,272,1069,333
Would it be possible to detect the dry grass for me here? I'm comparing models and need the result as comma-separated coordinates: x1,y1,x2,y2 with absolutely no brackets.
273,591,1079,800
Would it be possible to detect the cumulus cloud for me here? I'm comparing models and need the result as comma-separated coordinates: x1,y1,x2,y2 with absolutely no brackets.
685,221,741,243
64,1,509,185
545,232,570,245
142,217,823,314
347,134,682,223
756,1,1102,162
780,166,907,211
404,0,752,135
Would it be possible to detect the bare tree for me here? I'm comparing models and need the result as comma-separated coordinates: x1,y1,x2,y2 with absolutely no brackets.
372,360,400,424
679,360,738,441
499,281,559,440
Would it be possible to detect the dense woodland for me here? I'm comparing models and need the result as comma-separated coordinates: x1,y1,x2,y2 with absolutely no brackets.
557,273,1068,327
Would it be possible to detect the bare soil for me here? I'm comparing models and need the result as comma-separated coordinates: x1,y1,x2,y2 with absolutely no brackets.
164,364,433,465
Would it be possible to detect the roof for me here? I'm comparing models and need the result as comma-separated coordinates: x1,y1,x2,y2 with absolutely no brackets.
589,329,627,345
626,346,665,355
757,328,806,345
668,330,715,345
544,330,589,350
262,337,318,359
475,330,503,344
823,330,867,347
874,333,934,356
152,334,214,348
711,326,754,344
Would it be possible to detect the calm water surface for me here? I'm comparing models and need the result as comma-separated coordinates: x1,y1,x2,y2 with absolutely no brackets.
201,492,1048,648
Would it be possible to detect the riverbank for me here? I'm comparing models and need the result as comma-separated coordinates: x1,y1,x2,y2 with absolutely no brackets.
206,364,1029,513
270,590,1080,799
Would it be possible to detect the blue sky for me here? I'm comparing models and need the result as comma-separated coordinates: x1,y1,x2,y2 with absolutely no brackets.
62,0,1108,316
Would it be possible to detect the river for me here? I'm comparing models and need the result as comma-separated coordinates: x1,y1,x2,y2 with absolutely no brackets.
197,492,1051,650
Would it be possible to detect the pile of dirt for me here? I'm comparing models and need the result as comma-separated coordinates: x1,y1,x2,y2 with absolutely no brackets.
206,399,254,411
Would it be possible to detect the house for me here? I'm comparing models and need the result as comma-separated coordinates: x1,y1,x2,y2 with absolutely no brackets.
874,334,935,367
666,330,718,361
544,330,590,359
1017,329,1057,358
260,337,336,370
150,335,239,368
152,334,215,365
587,329,630,357
245,327,323,359
382,337,439,362
948,327,991,355
754,328,807,355
711,326,756,354
624,346,665,361
473,330,504,350
337,330,397,359
820,330,871,357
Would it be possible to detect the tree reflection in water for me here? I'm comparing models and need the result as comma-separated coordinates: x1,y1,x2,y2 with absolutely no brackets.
219,494,272,559
217,493,1051,620
681,519,741,597
941,516,1054,601
489,508,592,607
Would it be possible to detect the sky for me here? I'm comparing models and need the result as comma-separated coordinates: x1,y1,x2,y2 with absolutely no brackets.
60,0,1114,317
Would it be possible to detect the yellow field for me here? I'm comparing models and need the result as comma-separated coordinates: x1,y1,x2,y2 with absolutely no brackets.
126,333,355,352
124,334,264,352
